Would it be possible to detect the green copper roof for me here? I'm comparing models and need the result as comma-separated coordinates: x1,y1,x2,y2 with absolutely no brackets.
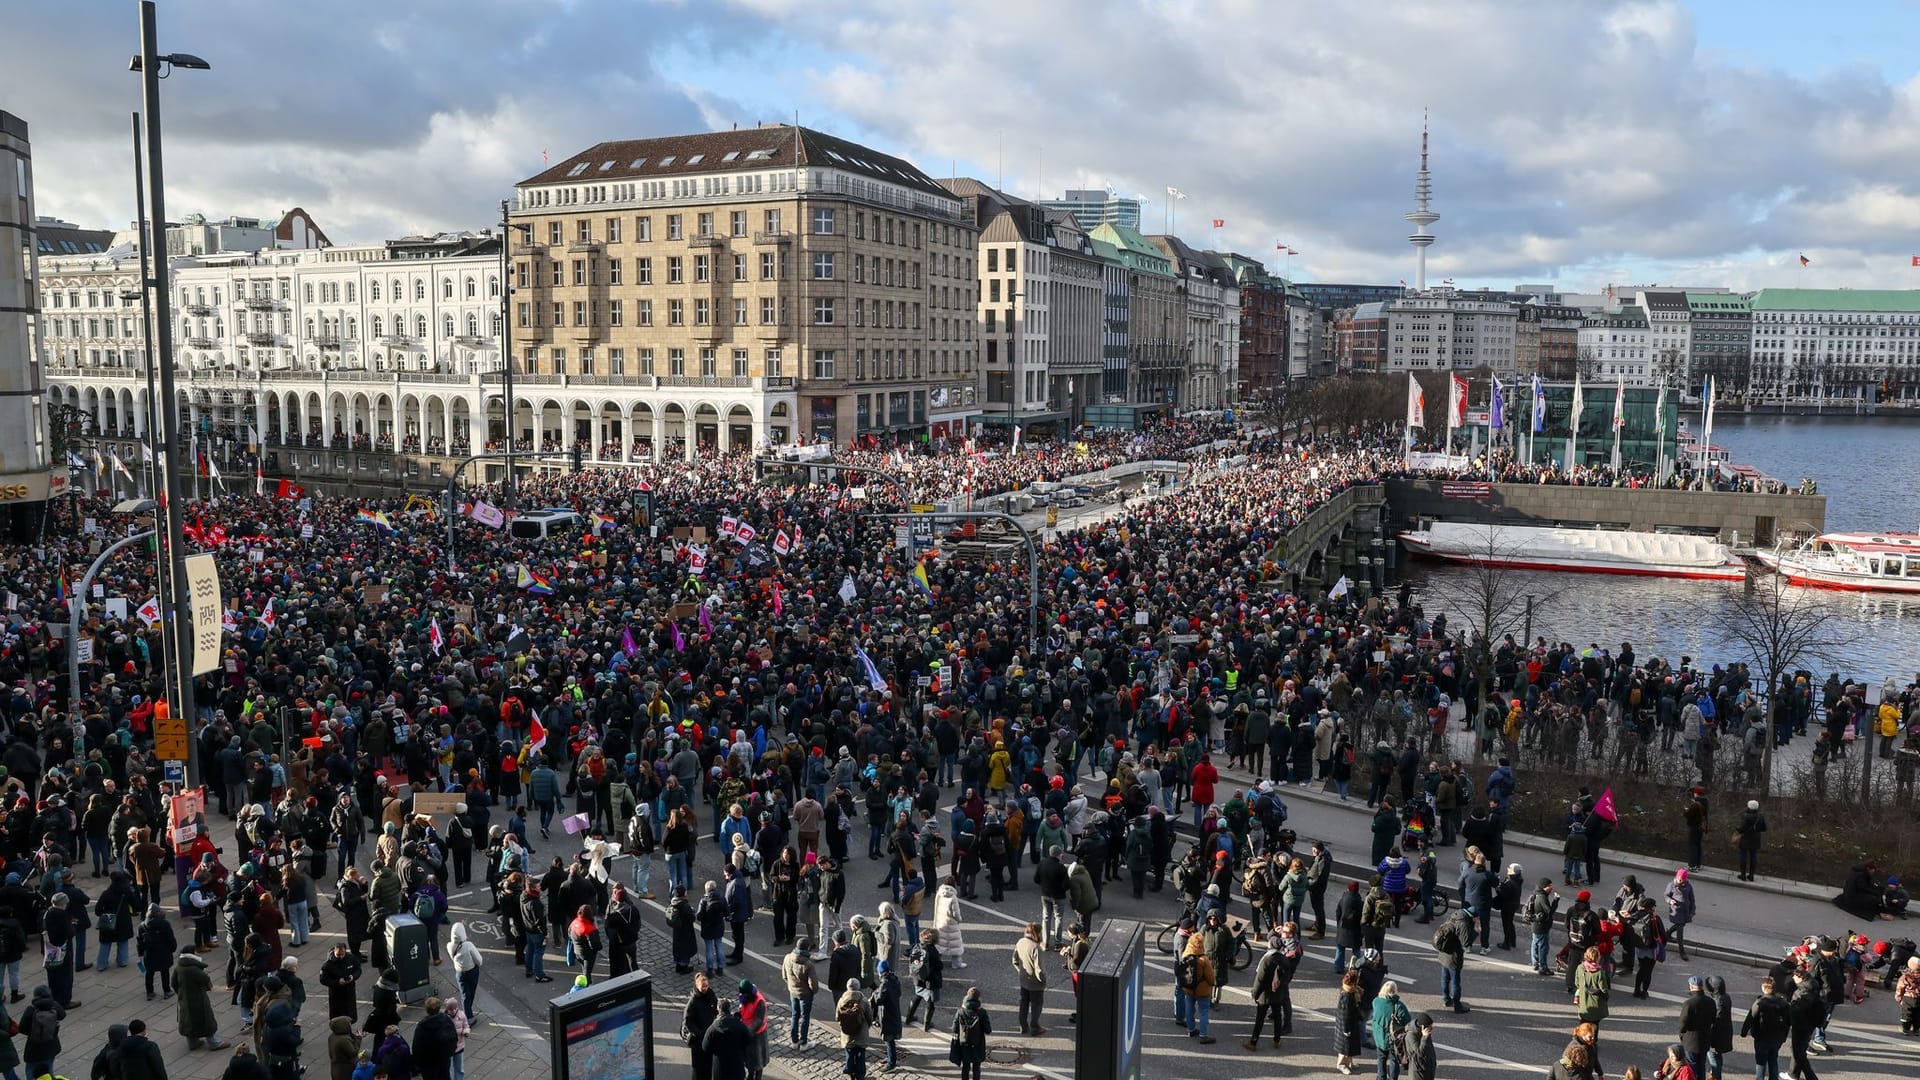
1087,222,1175,277
1749,288,1920,313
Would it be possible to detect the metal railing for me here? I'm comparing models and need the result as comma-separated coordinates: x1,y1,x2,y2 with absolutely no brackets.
242,296,276,310
753,231,792,245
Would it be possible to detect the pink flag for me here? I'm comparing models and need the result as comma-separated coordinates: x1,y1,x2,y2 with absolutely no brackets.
698,604,714,637
669,621,685,652
621,626,638,658
772,583,783,616
1593,788,1618,823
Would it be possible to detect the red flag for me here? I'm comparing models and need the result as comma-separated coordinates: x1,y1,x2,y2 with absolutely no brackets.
1798,253,1810,267
1593,788,1618,823
275,478,306,500
528,715,547,752
1912,255,1919,267
1211,218,1224,228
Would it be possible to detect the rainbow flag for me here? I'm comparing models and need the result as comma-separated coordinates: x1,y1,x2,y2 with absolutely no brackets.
516,566,555,595
56,576,69,605
355,509,396,536
910,559,931,596
591,512,616,535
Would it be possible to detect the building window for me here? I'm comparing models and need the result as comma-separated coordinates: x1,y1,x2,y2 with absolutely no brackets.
606,218,622,243
811,349,835,379
695,255,710,283
609,299,624,327
812,208,835,235
854,299,866,327
733,348,749,377
580,349,594,375
609,348,625,375
639,348,654,375
548,222,562,245
636,216,652,241
669,348,686,376
696,212,714,238
668,257,683,284
573,260,586,286
700,348,717,377
813,253,835,280
814,299,836,325
608,259,622,285
637,257,652,285
551,302,563,327
695,299,710,326
668,300,684,326
464,313,477,337
443,315,455,339
760,253,776,280
765,348,783,377
855,349,867,380
763,209,781,235
854,212,865,240
373,315,386,337
734,298,748,326
550,262,563,287
730,211,747,237
734,254,748,281
666,214,683,241
637,299,652,326
760,298,777,325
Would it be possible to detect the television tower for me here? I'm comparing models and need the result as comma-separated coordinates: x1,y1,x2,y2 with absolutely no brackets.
1405,111,1439,291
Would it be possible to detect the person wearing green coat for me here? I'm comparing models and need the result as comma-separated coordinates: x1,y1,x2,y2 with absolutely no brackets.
1066,859,1099,936
1370,802,1401,865
1572,946,1610,1025
1370,980,1412,1080
1124,823,1154,899
173,946,228,1051
1278,859,1310,928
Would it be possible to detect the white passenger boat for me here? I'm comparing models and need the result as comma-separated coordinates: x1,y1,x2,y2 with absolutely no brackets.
1398,521,1748,581
1748,532,1920,593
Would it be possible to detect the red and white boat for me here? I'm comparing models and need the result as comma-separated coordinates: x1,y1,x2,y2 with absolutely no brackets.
1748,532,1920,593
1398,521,1748,580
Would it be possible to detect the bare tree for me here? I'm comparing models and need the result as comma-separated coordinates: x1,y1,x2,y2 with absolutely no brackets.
1417,524,1550,765
1707,571,1859,792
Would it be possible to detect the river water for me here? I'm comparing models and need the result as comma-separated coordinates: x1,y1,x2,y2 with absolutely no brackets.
1405,415,1920,684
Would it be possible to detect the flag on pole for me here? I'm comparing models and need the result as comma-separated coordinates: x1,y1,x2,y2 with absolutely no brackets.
208,453,224,491
91,448,104,477
1571,374,1585,421
1798,253,1810,267
1612,377,1626,429
1211,218,1224,228
1593,787,1619,823
255,459,264,497
221,609,239,636
1448,374,1469,428
1654,383,1667,437
853,641,887,692
1011,425,1022,456
135,596,161,627
910,559,932,596
718,515,739,539
838,573,858,604
669,620,685,652
1489,376,1505,431
260,598,277,632
528,715,548,753
469,500,505,528
591,512,616,535
110,452,133,482
516,566,555,595
428,618,444,656
771,529,792,556
1531,376,1546,434
1406,373,1426,429
698,604,714,637
735,521,756,546
1328,576,1352,600
1165,186,1187,200
621,625,638,658
771,582,783,617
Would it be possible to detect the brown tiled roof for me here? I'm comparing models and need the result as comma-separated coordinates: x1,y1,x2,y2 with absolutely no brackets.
518,125,952,200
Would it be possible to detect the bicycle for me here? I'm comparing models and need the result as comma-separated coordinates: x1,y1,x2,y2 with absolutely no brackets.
1155,914,1256,970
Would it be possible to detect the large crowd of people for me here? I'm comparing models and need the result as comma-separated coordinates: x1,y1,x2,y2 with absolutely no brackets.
0,418,1908,1080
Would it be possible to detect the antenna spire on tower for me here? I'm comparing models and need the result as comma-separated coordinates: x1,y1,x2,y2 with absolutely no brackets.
1405,110,1440,291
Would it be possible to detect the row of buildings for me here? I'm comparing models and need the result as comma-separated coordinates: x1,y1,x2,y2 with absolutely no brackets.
29,123,1338,487
1328,284,1920,405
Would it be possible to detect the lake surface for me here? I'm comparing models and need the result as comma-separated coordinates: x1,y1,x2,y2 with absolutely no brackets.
1408,415,1920,684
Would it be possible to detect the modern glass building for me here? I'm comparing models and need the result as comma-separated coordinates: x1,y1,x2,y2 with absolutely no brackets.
1497,382,1682,472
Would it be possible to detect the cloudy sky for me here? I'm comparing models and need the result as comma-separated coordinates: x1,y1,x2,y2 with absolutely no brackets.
11,0,1920,293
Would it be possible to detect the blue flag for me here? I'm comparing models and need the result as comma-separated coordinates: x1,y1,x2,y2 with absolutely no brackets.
1489,376,1505,431
1531,376,1546,434
853,641,887,693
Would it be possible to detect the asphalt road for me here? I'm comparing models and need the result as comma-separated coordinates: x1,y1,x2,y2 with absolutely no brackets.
452,785,1917,1080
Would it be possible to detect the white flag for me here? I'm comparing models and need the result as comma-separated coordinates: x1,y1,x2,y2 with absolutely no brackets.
259,598,276,632
429,618,444,656
838,574,858,604
135,596,161,627
469,500,505,528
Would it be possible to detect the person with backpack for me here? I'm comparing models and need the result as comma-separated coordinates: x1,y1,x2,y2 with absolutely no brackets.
18,986,61,1080
1334,881,1364,972
783,937,819,1048
1432,908,1471,1014
1523,879,1561,977
1740,974,1790,1080
1362,877,1395,954
1369,980,1411,1080
834,977,872,1080
1243,921,1302,1052
411,875,448,966
950,986,991,1080
903,928,944,1032
567,906,603,985
1176,930,1216,1044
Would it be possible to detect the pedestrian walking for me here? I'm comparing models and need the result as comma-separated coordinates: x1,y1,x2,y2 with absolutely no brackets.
1432,908,1471,1013
175,945,229,1051
834,978,872,1080
783,938,819,1047
1334,968,1366,1074
950,987,991,1080
137,903,178,1000
1369,980,1410,1080
449,922,482,1020
872,960,904,1070
683,972,719,1080
1665,868,1696,962
1574,946,1611,1026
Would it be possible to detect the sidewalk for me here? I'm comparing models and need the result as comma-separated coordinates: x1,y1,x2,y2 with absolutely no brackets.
1203,758,1860,963
18,869,549,1079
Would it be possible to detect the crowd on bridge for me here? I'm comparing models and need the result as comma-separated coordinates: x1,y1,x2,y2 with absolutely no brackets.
0,417,1908,1080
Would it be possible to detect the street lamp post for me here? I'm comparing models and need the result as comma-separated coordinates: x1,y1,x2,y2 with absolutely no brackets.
130,0,211,785
498,199,520,509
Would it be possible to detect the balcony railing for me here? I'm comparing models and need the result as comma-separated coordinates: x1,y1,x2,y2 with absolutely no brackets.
753,231,792,245
315,335,342,349
762,376,795,390
245,331,276,346
658,374,749,388
687,235,723,249
242,297,276,310
565,239,601,253
511,242,545,255
380,335,414,347
454,335,487,347
184,336,215,348
183,303,213,316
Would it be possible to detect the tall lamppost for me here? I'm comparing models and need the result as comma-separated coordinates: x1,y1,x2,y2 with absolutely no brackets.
130,0,210,784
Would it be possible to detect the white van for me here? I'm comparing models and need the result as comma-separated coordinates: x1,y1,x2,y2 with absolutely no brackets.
509,509,582,540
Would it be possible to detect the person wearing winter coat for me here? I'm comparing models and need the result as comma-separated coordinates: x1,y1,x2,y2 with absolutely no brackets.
260,1001,302,1078
448,923,483,1020
1573,947,1611,1025
116,1018,169,1080
834,978,872,1080
90,1022,129,1080
321,944,363,1022
1665,868,1697,962
1334,969,1367,1073
363,969,402,1046
872,960,904,1069
1066,859,1099,936
175,946,229,1051
19,986,62,1080
374,1026,413,1080
0,995,21,1079
933,883,966,969
903,928,944,1032
137,903,178,1000
411,996,459,1080
93,869,139,969
328,1016,363,1080
782,938,819,1048
1368,981,1410,1080
682,973,719,1080
950,988,991,1080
